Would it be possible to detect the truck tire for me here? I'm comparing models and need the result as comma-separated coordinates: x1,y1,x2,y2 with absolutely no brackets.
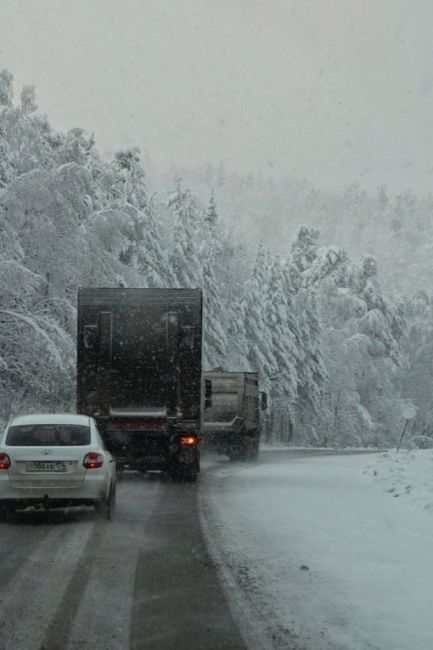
248,439,260,461
228,447,248,462
170,455,200,482
170,469,198,482
183,471,198,482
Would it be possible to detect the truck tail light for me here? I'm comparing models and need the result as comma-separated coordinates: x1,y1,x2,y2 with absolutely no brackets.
179,435,197,447
0,453,10,470
83,452,104,469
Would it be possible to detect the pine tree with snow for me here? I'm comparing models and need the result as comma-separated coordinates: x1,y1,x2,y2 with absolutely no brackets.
295,289,327,441
201,192,228,368
355,254,405,364
111,147,173,288
291,225,320,274
168,177,202,288
241,245,276,389
0,70,13,107
20,85,37,114
265,255,303,441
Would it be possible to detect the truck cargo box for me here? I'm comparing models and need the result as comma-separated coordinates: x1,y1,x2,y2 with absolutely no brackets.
77,288,203,480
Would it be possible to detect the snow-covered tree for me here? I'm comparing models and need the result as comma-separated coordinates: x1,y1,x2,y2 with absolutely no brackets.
0,69,419,450
168,177,202,288
20,85,37,114
0,70,13,107
111,147,173,288
241,245,276,389
295,289,327,442
201,192,228,368
291,225,320,274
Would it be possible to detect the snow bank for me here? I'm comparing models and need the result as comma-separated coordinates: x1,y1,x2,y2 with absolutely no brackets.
364,449,433,514
201,453,433,650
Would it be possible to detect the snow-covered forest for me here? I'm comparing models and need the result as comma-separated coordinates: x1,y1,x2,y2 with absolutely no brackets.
163,165,433,296
1,69,432,448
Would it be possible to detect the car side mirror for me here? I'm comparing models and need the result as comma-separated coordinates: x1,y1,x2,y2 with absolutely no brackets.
261,391,268,411
204,379,212,409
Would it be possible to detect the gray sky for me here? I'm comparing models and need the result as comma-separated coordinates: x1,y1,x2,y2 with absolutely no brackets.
1,0,433,192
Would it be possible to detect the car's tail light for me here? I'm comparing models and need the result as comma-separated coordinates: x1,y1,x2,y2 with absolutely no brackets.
179,435,197,447
83,452,104,469
0,453,11,470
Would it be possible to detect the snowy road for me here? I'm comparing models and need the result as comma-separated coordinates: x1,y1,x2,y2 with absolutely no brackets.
201,451,433,650
0,468,246,650
1,450,431,650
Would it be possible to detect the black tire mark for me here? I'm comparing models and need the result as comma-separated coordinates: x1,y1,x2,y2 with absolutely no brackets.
40,520,105,650
0,508,92,597
130,479,247,650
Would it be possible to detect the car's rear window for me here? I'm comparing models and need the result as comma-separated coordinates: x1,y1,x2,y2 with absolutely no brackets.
6,424,91,446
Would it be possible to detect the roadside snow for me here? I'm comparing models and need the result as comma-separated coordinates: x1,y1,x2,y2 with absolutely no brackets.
260,444,383,452
200,452,433,650
364,449,433,514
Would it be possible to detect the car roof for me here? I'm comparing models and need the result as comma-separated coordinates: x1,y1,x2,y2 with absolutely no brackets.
9,413,91,427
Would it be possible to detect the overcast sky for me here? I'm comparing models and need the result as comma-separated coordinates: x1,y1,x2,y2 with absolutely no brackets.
1,0,433,192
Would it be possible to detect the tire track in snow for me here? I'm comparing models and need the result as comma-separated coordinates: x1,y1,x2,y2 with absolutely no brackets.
65,477,163,650
40,520,106,650
0,519,93,650
0,515,53,594
199,469,273,650
130,476,247,650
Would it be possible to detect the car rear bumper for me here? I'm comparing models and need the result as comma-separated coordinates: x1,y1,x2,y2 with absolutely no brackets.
0,497,96,510
0,473,108,502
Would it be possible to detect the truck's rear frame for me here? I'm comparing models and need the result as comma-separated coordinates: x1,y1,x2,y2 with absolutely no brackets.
77,288,203,480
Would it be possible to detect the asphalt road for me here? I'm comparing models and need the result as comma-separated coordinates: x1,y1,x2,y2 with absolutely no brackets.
0,461,247,650
0,450,381,650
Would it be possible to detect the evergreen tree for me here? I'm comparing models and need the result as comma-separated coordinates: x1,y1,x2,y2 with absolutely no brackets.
112,148,173,288
168,177,202,288
20,85,37,114
0,69,13,107
290,225,320,274
241,245,276,389
265,255,303,441
295,289,327,440
201,192,228,368
356,255,405,364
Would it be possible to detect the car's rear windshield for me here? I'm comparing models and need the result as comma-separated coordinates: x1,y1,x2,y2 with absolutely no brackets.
6,424,91,446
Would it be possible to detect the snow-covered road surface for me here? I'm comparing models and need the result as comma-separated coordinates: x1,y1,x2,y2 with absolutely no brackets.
0,472,245,650
201,451,433,650
1,450,431,649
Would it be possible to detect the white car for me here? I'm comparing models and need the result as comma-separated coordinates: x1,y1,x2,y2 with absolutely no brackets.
0,413,116,518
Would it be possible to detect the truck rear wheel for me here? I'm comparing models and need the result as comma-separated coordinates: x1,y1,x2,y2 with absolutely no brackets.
169,455,200,482
228,447,248,462
229,439,259,462
170,469,198,482
248,438,260,461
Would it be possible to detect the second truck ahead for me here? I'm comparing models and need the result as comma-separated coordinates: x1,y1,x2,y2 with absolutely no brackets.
203,370,267,461
77,288,203,480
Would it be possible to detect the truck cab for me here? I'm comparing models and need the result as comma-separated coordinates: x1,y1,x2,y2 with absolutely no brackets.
203,371,266,461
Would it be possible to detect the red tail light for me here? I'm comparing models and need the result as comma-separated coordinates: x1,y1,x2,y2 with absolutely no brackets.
0,453,11,470
83,452,104,469
179,435,197,447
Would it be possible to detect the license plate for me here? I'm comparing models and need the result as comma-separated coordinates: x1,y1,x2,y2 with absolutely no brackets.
26,461,67,472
